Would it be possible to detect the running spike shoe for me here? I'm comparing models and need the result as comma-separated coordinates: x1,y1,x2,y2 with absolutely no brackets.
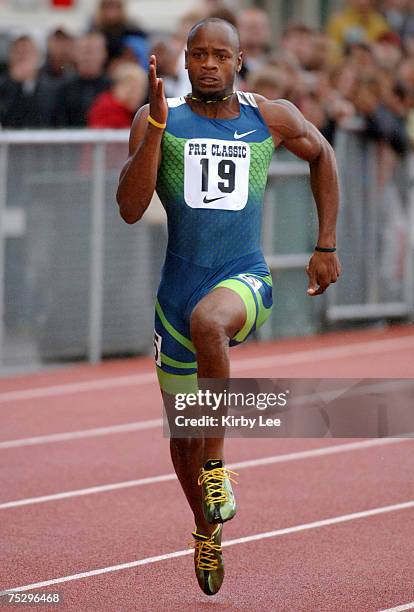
198,459,238,524
191,524,224,596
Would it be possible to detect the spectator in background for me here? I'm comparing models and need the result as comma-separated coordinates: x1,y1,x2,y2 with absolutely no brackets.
381,0,414,38
396,56,414,143
246,65,289,100
372,31,403,72
267,53,307,101
170,9,205,96
150,36,180,98
121,35,149,71
91,0,148,65
329,62,359,103
382,0,405,31
87,62,147,128
41,28,74,81
54,32,110,127
344,40,377,71
327,0,389,54
298,70,355,143
307,31,336,71
399,0,414,39
402,29,414,56
0,35,57,128
238,8,271,80
105,35,150,78
353,71,409,154
398,55,414,89
280,24,316,71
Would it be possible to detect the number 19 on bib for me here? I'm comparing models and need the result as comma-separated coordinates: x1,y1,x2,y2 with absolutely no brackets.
184,138,251,210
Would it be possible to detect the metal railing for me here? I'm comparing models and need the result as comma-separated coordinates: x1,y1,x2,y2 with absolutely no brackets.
0,131,127,364
326,120,414,322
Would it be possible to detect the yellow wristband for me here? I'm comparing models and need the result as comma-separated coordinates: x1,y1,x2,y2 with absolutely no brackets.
147,115,166,129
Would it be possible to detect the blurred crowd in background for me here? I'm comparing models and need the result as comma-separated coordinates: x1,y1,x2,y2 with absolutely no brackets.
1,0,414,153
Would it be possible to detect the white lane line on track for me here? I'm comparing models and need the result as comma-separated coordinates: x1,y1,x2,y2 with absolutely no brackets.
0,372,155,404
0,437,409,510
232,335,414,372
1,499,414,595
0,420,163,449
379,605,414,612
1,335,414,404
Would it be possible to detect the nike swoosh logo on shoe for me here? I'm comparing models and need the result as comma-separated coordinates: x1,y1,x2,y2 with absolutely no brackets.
234,129,257,140
203,195,226,204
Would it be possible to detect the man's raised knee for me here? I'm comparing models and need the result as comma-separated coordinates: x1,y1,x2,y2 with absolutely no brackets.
190,306,227,351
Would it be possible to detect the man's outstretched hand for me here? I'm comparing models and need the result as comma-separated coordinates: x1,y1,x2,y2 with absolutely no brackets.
148,54,168,126
306,252,342,296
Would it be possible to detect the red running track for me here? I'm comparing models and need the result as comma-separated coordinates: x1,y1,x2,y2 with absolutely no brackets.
1,325,414,611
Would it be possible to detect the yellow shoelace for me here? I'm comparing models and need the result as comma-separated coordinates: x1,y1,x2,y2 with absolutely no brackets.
190,537,222,571
198,468,239,504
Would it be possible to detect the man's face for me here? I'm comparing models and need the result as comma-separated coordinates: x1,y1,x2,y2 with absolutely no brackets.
185,23,242,98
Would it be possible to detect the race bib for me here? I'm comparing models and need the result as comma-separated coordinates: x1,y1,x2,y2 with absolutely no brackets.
184,139,251,210
153,331,162,367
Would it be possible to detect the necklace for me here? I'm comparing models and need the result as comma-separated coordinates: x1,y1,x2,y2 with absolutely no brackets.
186,92,234,104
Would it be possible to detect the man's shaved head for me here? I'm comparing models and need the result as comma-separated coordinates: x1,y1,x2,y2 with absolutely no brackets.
187,17,241,53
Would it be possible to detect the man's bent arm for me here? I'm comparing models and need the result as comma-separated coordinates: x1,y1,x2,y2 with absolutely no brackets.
259,97,341,295
263,99,339,244
308,131,339,249
116,105,163,224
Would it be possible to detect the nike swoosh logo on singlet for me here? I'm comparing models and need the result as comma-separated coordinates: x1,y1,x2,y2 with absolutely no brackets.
203,195,226,204
234,129,257,140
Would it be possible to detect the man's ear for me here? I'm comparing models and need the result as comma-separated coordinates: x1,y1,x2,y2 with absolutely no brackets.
185,49,188,69
236,51,243,73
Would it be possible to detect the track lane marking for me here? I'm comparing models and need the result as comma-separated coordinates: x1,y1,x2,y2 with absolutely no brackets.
0,372,155,403
1,335,414,404
379,605,414,611
232,336,414,372
1,499,414,594
0,420,163,449
0,438,409,510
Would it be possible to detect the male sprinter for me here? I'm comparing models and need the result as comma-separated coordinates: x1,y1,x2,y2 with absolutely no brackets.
117,18,341,596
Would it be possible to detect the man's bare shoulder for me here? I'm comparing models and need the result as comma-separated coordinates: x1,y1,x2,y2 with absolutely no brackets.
252,94,308,142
